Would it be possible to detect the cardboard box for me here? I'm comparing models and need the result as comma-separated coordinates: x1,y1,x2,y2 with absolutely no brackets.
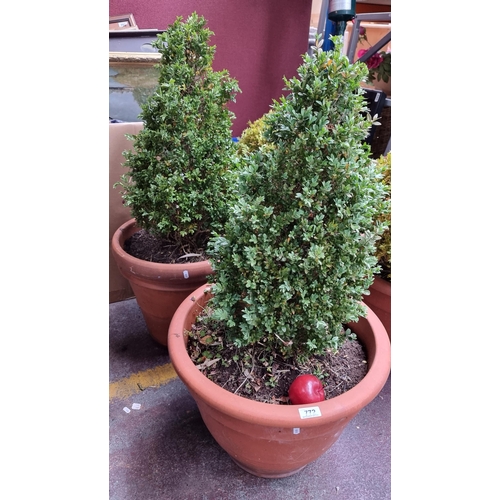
109,122,143,303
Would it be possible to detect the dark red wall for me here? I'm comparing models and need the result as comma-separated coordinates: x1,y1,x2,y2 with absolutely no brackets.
109,0,312,137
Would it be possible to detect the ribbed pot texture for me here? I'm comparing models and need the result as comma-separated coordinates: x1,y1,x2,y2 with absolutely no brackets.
111,219,213,346
168,284,391,478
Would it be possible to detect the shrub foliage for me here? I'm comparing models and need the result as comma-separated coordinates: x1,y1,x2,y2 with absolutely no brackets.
116,13,240,248
236,112,273,156
208,37,390,357
374,152,391,279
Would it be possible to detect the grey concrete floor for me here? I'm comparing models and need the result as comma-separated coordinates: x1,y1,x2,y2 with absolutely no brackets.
109,298,391,500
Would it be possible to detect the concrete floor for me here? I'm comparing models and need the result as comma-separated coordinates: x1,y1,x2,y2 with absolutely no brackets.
109,298,391,500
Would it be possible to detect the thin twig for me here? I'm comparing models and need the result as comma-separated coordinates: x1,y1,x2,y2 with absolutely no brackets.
177,253,202,260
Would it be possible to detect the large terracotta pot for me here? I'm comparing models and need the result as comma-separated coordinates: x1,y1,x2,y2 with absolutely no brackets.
111,219,213,346
168,284,391,478
363,275,391,341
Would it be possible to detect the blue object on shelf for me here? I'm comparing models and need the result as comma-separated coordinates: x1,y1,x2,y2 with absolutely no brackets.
322,19,335,51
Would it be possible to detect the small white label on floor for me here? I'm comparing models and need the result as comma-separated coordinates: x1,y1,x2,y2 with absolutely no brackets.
298,406,322,419
123,407,131,413
132,403,141,410
183,270,189,279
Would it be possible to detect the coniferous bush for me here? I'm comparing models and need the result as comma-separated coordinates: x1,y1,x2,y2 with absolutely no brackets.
207,37,390,358
116,13,240,251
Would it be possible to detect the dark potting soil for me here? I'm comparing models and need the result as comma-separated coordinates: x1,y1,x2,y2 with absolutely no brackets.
124,229,209,264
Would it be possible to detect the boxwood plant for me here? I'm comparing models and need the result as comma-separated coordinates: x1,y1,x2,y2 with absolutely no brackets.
207,36,390,359
116,13,240,251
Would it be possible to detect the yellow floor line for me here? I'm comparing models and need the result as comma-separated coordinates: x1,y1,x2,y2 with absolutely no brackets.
109,363,178,401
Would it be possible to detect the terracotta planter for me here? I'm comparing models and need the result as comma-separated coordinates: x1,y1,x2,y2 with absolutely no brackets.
363,275,391,341
168,284,391,478
111,219,213,346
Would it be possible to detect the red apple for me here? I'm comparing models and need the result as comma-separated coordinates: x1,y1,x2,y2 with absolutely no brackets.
288,374,325,405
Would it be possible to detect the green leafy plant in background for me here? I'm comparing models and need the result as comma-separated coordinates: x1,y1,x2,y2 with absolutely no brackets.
115,13,241,251
373,152,391,280
236,112,273,156
207,36,390,359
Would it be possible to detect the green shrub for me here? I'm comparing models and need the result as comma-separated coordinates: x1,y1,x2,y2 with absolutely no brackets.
236,112,273,156
374,152,391,279
207,37,390,358
115,13,241,249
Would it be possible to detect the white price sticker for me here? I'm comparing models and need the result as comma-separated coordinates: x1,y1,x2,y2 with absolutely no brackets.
298,406,322,419
183,270,189,279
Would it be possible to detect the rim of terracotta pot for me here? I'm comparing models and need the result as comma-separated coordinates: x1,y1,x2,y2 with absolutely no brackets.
111,218,213,282
168,283,391,428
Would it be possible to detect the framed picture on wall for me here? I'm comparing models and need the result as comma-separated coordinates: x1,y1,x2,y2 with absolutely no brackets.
109,14,138,31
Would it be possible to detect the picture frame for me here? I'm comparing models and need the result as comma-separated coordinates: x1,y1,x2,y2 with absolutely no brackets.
109,14,138,31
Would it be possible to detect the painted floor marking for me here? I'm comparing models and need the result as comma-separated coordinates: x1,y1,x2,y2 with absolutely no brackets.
109,363,178,400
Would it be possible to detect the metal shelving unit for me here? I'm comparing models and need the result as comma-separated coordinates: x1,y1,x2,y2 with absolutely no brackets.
346,12,391,155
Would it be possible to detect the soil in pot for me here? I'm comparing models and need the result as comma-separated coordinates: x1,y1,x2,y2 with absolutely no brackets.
124,229,209,264
187,310,368,404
